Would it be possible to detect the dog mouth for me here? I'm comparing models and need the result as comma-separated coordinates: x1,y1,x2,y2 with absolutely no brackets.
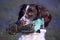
20,18,30,26
20,14,36,26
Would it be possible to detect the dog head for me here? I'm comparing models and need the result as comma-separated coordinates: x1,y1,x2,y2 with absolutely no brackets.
17,4,51,26
18,4,41,26
7,4,52,35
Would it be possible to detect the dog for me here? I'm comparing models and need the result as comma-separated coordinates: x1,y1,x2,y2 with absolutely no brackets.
7,4,52,40
17,4,51,27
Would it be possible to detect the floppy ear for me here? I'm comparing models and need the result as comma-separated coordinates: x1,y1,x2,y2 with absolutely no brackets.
40,7,52,27
36,5,52,27
44,14,52,27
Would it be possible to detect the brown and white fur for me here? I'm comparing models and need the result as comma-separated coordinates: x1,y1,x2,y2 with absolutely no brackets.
7,4,52,40
17,4,51,40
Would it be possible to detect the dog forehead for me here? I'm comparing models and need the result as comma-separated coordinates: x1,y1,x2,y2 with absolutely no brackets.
22,4,36,9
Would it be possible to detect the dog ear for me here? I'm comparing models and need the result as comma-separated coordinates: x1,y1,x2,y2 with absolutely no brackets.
36,5,52,27
44,14,52,27
40,7,52,27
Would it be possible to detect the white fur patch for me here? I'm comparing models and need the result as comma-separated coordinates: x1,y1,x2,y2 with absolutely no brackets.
18,29,46,40
20,5,30,26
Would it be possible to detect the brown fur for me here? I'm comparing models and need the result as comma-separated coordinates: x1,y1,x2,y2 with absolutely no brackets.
7,4,52,35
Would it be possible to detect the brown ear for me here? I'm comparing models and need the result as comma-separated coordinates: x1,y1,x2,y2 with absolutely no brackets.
44,14,52,27
36,5,52,27
40,8,52,27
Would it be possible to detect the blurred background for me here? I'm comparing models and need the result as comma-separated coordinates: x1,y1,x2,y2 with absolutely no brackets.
0,0,60,40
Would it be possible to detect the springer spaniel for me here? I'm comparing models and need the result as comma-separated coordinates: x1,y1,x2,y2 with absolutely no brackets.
7,4,52,40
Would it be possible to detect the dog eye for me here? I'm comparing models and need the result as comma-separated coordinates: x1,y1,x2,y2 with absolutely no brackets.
28,9,33,12
28,12,34,16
